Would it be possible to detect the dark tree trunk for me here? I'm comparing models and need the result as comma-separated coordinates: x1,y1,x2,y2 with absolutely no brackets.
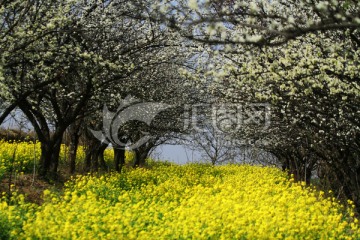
133,141,155,168
304,167,312,185
39,142,52,177
50,138,62,175
277,148,316,185
67,122,82,174
133,149,148,167
39,136,63,179
84,140,108,172
69,140,79,174
98,143,108,170
332,152,360,212
85,147,99,172
84,136,98,172
84,149,92,172
114,148,126,172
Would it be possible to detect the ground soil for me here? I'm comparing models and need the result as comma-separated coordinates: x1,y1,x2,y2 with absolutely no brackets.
0,173,67,205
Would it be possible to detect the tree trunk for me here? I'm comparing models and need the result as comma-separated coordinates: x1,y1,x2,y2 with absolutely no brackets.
84,149,92,172
133,149,148,167
114,148,126,172
39,136,63,179
98,143,108,170
39,142,52,177
68,123,81,174
84,141,108,172
50,138,62,175
133,141,155,168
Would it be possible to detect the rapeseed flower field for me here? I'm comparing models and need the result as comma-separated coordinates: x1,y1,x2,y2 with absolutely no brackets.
1,162,359,239
0,140,122,180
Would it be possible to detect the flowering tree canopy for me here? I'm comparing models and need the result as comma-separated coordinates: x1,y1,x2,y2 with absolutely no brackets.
153,0,360,208
0,0,198,177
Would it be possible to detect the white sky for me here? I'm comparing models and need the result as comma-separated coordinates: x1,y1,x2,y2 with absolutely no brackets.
151,144,203,164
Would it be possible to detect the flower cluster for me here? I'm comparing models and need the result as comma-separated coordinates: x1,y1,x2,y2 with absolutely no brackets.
1,163,359,239
0,140,41,179
0,140,133,180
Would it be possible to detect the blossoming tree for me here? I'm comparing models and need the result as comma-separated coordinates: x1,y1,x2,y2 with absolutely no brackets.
154,0,360,208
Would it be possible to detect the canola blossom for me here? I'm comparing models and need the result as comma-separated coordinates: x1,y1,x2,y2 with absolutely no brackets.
0,140,41,177
0,140,134,180
1,163,359,239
